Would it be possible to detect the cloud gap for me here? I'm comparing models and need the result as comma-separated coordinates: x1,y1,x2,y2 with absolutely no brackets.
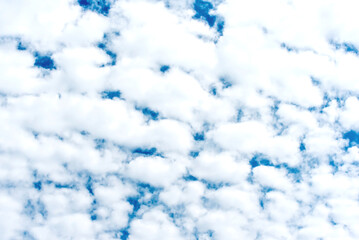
77,0,111,16
160,65,170,73
132,147,158,156
97,34,117,65
193,0,225,36
33,53,56,70
193,131,205,141
250,155,273,168
343,130,359,148
136,107,160,121
101,90,122,100
331,40,359,55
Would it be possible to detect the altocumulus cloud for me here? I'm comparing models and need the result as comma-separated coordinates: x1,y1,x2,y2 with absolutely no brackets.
1,0,359,239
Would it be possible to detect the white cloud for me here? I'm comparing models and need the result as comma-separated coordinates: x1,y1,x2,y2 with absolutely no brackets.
111,0,217,71
126,156,186,187
160,180,205,207
129,208,186,240
1,0,359,239
206,185,261,217
190,151,250,183
0,44,43,95
210,121,300,165
0,0,80,43
340,96,359,130
0,194,23,240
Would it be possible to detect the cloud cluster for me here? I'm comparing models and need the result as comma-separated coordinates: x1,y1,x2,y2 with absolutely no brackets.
1,0,359,239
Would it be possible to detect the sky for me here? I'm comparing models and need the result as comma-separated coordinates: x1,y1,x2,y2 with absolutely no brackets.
1,0,359,239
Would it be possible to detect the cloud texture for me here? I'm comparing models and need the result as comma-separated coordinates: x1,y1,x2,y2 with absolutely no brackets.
1,0,359,239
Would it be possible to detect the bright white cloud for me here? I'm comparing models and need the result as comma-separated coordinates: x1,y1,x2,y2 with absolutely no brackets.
1,0,359,239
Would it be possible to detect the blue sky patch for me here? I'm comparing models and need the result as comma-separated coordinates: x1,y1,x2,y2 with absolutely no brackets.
201,180,229,190
329,158,340,173
140,107,159,120
193,0,225,36
17,41,27,51
343,130,359,148
311,76,321,86
190,151,200,158
329,215,338,226
90,214,97,221
168,210,184,220
193,0,216,27
120,228,129,240
127,196,141,213
193,131,205,141
308,106,318,112
271,99,281,113
318,94,336,114
342,42,359,54
216,19,225,36
237,109,244,122
133,184,161,207
160,65,170,73
210,87,217,96
54,182,76,189
260,187,275,193
34,54,56,70
0,36,28,51
331,41,359,55
89,199,98,221
219,77,232,89
97,40,117,66
277,163,302,182
127,196,141,219
85,176,94,196
259,198,265,209
33,181,42,191
300,142,306,151
137,182,158,194
77,0,111,16
127,183,161,210
183,174,198,181
249,155,273,168
80,130,90,136
101,90,122,100
133,147,157,156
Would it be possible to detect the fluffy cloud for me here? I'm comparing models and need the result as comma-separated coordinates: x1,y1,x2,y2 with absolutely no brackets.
1,0,359,239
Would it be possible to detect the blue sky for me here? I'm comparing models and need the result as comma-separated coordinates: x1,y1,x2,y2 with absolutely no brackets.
1,0,359,239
